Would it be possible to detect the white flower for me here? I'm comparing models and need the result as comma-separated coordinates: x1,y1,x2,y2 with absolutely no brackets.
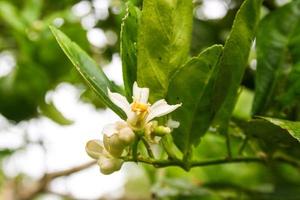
85,140,124,175
102,121,135,157
108,82,181,129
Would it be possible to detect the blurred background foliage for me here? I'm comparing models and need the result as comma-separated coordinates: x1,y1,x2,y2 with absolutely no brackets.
1,0,300,199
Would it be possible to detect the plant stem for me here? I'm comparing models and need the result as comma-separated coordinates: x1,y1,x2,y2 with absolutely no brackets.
132,139,139,162
220,126,232,159
141,137,155,158
225,132,232,159
123,156,300,170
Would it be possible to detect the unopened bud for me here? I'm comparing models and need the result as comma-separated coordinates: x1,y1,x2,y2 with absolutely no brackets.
153,126,171,136
118,127,135,145
85,140,105,159
103,134,125,157
98,157,123,175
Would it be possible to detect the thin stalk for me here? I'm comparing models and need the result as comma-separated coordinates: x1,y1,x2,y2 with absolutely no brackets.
123,156,300,170
141,137,154,158
221,126,232,159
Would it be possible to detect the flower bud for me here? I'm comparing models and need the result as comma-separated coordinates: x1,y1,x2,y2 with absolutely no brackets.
98,157,123,175
118,127,135,145
85,140,105,159
103,134,125,157
153,126,171,136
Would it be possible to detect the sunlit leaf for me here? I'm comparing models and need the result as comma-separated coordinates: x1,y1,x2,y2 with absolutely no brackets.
137,0,193,102
213,0,262,128
50,25,126,119
168,45,223,154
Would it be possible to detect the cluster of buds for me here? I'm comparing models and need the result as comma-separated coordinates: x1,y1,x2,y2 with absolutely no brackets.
86,82,181,174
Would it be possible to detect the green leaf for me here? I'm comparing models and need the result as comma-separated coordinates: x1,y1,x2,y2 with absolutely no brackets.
49,25,126,119
39,101,74,125
168,45,223,154
253,0,300,115
120,2,140,100
212,0,262,128
260,117,300,142
239,117,300,158
137,0,193,102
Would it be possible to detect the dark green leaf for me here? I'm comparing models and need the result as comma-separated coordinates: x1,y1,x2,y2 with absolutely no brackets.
260,117,300,142
253,0,300,115
213,0,262,128
168,45,223,153
49,25,126,119
120,2,140,100
137,0,193,102
240,117,300,158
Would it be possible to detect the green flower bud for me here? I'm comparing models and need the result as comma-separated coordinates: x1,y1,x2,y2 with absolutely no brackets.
153,126,171,136
98,157,123,175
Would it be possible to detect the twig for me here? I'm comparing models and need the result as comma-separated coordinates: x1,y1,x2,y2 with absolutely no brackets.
141,137,154,159
18,161,96,200
46,160,96,179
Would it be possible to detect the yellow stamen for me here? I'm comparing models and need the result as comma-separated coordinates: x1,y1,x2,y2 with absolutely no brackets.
131,101,149,113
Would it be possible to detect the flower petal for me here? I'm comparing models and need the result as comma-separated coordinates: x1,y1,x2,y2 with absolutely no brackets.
108,88,132,117
133,82,149,103
85,140,105,159
146,99,181,123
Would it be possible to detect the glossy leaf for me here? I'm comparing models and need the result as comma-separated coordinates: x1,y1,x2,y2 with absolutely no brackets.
50,26,126,119
212,0,262,128
137,0,193,102
168,45,223,153
120,3,140,100
253,0,300,115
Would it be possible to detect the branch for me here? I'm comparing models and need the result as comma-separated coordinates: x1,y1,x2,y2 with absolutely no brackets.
18,161,96,200
124,155,300,170
46,160,96,179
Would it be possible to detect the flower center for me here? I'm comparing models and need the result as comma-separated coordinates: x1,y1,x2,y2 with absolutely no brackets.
131,101,149,113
